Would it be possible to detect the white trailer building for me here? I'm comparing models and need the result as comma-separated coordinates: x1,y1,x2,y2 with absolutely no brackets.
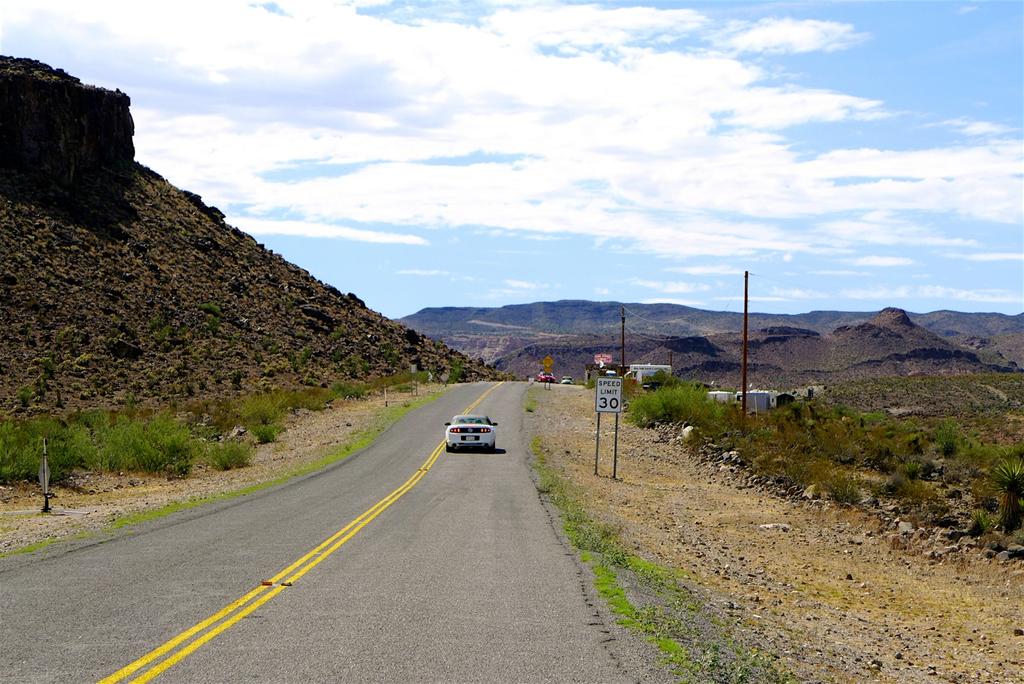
627,364,673,384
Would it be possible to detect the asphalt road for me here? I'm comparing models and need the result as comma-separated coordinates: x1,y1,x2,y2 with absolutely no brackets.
0,382,633,683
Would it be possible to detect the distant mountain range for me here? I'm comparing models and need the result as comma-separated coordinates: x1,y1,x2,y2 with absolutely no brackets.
400,300,1024,386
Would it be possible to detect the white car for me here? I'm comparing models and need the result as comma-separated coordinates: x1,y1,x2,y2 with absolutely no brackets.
445,414,498,452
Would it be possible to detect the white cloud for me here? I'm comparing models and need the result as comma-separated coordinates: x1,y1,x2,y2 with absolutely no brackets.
484,5,705,51
850,256,915,267
809,269,868,276
640,297,704,306
816,212,977,248
717,18,869,55
4,1,1019,288
632,279,713,294
713,295,789,302
665,265,743,276
239,218,427,245
503,279,546,290
842,285,1021,304
595,287,611,296
947,252,1024,262
768,286,827,299
942,118,1014,137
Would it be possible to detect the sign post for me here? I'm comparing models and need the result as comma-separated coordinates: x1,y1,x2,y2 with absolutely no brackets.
39,438,51,513
594,377,623,478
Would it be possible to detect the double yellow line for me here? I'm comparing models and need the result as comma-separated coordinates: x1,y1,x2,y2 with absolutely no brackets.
101,382,503,683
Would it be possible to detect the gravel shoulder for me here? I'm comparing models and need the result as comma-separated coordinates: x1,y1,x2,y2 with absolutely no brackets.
0,385,447,555
526,384,1024,684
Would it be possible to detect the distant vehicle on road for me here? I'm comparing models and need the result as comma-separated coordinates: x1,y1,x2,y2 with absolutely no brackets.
536,373,556,383
560,376,573,384
445,414,498,452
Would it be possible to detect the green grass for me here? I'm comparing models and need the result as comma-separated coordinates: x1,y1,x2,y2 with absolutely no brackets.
528,436,794,684
205,441,254,471
524,388,538,413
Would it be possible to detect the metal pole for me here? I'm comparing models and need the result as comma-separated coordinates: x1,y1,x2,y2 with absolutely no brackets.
620,305,626,376
741,270,749,417
384,387,388,407
612,413,619,480
594,413,601,475
40,438,50,513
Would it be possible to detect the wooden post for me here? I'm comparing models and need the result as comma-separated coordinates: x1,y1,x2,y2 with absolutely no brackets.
620,305,626,376
741,270,749,416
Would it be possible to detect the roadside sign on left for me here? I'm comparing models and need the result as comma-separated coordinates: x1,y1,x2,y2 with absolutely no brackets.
38,437,51,513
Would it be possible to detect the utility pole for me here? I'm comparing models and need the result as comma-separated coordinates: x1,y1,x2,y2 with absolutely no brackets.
620,305,626,376
741,271,749,416
668,350,673,370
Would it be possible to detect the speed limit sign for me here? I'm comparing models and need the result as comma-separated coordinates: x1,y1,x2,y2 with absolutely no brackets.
595,377,623,413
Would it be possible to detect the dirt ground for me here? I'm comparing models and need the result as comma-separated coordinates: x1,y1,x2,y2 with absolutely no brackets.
525,384,1024,684
0,386,444,555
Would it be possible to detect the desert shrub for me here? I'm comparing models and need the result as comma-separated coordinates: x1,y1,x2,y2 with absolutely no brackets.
198,302,222,317
991,457,1024,531
643,370,682,389
206,441,254,470
934,419,961,457
828,472,863,505
883,472,936,506
448,360,464,384
278,388,331,412
902,460,922,481
969,509,995,537
330,381,368,399
0,418,92,483
958,442,1003,471
628,384,725,431
249,423,283,444
95,414,194,476
240,394,285,435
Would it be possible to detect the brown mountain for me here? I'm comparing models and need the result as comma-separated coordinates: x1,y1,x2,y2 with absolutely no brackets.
494,308,1017,387
399,301,1024,368
0,57,494,414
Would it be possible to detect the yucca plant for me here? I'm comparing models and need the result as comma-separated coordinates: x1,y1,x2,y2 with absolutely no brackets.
991,457,1024,531
969,509,995,537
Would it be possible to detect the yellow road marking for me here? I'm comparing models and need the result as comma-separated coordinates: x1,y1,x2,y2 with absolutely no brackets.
100,382,503,683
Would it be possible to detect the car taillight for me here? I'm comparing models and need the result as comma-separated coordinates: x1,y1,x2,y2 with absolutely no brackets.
480,428,490,433
450,427,461,433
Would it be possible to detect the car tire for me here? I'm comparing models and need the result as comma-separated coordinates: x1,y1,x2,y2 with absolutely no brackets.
445,443,454,453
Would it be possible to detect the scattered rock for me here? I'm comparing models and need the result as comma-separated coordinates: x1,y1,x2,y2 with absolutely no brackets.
758,523,791,532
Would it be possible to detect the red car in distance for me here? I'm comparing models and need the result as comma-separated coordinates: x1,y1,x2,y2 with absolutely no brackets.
536,372,556,383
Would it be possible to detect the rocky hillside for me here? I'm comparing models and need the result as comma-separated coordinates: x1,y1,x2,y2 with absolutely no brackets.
0,57,495,414
401,300,1024,365
494,308,1018,387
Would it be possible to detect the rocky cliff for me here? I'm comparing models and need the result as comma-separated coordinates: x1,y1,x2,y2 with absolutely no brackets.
0,56,496,414
0,58,134,186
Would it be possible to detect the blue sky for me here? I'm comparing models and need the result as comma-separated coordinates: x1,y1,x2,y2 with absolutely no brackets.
3,1,1021,318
